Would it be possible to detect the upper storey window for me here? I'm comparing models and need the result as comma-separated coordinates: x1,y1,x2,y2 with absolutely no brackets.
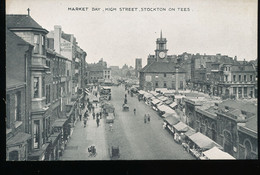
34,34,40,54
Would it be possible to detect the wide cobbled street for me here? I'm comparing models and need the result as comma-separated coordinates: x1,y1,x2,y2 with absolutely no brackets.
61,85,194,160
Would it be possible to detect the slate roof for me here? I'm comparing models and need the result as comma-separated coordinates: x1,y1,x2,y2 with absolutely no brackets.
87,64,106,72
244,116,257,132
6,14,48,33
140,61,186,73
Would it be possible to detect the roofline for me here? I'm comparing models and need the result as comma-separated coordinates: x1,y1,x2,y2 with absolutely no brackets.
8,27,49,34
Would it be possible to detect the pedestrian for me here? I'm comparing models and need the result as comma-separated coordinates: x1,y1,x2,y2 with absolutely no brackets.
92,112,95,119
99,111,102,119
109,123,113,131
83,117,87,128
96,112,99,119
147,114,150,123
144,114,147,124
96,102,97,107
96,117,100,127
133,108,136,115
92,106,95,113
79,114,82,121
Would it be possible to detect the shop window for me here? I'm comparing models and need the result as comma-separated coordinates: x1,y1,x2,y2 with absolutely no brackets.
33,120,40,149
14,92,21,121
33,77,40,98
155,82,158,88
6,94,10,128
9,150,19,161
245,140,252,159
34,34,40,54
233,87,237,95
180,81,183,89
244,87,247,97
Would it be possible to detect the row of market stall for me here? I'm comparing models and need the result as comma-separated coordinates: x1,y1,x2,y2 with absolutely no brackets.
135,88,235,160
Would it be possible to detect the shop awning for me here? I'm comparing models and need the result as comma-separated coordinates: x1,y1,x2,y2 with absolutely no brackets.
173,121,189,132
164,117,180,126
151,99,161,105
6,132,31,147
169,102,178,108
49,132,61,146
188,132,223,150
52,118,69,128
28,142,51,160
203,146,236,160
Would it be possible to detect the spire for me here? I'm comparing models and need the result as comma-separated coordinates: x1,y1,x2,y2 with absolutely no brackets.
160,30,162,39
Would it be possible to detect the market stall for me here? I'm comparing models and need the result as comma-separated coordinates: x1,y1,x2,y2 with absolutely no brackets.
163,117,180,135
202,146,236,160
187,132,223,159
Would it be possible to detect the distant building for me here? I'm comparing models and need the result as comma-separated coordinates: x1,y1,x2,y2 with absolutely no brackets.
135,58,142,77
139,31,186,91
85,58,109,84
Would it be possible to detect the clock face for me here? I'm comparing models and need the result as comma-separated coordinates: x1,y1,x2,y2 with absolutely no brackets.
159,52,166,59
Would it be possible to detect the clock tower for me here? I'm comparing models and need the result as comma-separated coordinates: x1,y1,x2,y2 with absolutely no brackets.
155,30,168,62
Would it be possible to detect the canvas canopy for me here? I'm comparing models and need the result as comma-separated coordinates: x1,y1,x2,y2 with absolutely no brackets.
164,117,179,126
202,146,236,160
169,102,178,108
149,91,160,96
184,127,196,137
158,96,168,102
173,121,189,132
138,90,146,95
151,99,161,105
143,92,153,98
188,132,223,150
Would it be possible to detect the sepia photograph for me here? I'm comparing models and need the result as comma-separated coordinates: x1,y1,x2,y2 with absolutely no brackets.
5,0,258,161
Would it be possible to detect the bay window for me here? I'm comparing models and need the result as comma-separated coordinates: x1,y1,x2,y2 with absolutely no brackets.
33,120,40,149
33,77,40,98
34,34,40,54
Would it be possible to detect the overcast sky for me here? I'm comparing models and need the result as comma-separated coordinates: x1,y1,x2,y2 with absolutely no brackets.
6,0,257,67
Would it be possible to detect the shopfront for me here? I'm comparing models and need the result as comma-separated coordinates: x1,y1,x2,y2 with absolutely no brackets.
49,132,62,160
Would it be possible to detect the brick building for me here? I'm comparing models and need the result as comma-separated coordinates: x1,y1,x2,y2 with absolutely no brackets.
6,29,33,161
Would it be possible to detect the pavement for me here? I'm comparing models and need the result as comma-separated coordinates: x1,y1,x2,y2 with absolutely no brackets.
60,91,109,160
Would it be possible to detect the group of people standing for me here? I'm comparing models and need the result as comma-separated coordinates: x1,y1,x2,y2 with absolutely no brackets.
144,114,151,124
79,99,103,128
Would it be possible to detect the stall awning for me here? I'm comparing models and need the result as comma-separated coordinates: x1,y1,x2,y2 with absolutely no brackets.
158,96,168,102
164,117,180,126
138,90,146,95
165,100,173,105
52,118,69,128
6,132,31,147
49,132,61,146
149,91,160,96
173,121,189,132
144,92,153,98
169,102,178,108
184,127,196,137
203,146,236,160
157,104,168,112
151,99,161,105
188,132,223,150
